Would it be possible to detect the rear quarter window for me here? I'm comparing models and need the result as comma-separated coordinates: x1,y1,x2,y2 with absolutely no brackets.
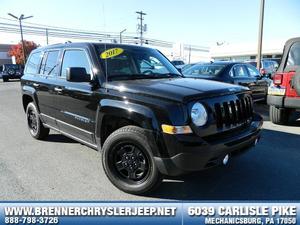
25,52,42,74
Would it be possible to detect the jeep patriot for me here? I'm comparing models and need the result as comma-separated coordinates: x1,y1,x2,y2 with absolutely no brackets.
21,43,263,194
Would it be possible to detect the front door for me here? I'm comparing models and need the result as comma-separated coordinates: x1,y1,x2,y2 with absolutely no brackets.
53,49,98,144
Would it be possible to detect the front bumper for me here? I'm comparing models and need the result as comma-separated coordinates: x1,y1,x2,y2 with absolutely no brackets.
267,95,300,109
154,113,263,176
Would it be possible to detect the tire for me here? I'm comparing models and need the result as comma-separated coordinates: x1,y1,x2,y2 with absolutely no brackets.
26,102,50,140
269,105,290,125
3,77,8,82
102,125,163,195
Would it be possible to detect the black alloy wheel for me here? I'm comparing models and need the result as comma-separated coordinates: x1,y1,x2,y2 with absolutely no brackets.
111,142,149,183
26,102,50,139
27,107,38,136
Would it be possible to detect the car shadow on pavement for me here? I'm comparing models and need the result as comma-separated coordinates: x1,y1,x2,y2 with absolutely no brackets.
147,128,300,200
254,102,270,121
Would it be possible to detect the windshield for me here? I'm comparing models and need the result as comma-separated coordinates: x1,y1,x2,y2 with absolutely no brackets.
183,64,226,77
4,64,20,70
96,45,181,81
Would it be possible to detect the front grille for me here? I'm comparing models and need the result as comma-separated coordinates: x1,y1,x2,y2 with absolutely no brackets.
214,96,253,129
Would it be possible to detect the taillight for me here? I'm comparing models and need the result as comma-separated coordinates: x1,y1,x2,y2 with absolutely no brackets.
273,73,283,85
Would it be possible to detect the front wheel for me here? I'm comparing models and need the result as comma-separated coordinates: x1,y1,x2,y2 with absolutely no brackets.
26,102,50,139
269,105,290,125
102,126,163,195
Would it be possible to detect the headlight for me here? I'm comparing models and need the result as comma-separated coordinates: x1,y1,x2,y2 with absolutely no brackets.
191,102,208,126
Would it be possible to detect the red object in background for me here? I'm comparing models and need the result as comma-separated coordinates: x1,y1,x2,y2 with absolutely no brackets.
260,68,266,75
8,40,38,65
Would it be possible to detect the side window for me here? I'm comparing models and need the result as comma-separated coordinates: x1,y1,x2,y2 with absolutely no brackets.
25,52,42,74
246,64,260,77
287,42,300,67
233,65,248,77
42,50,60,76
60,50,92,78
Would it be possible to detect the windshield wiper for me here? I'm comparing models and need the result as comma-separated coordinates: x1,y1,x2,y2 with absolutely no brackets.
108,74,158,81
108,73,183,81
159,73,183,77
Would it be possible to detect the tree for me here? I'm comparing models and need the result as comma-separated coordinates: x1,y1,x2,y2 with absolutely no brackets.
8,40,38,65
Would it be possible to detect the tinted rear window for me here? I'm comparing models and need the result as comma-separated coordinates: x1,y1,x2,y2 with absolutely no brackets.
183,64,226,76
248,62,257,67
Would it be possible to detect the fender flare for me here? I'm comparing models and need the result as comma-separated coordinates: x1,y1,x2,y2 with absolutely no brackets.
22,85,40,112
95,99,160,150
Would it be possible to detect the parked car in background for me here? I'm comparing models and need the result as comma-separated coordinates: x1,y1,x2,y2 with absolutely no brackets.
1,64,23,82
171,60,185,70
268,37,300,125
181,63,196,71
183,62,270,102
246,60,278,78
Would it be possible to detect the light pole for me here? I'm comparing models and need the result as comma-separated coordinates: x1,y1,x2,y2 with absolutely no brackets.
119,29,126,44
256,0,265,70
8,13,33,64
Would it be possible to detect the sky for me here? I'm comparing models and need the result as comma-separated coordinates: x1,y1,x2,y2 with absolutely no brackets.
0,0,300,46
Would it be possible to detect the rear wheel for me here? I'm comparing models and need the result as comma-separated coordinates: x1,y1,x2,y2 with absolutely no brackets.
102,126,163,194
269,105,290,125
26,102,49,139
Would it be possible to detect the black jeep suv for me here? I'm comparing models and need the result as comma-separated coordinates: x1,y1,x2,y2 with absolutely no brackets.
21,43,263,194
2,64,23,82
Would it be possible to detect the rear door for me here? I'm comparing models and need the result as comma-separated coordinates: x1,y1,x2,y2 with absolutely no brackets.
35,50,61,128
53,48,98,144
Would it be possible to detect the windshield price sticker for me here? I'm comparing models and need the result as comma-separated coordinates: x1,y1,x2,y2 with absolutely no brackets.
100,48,124,59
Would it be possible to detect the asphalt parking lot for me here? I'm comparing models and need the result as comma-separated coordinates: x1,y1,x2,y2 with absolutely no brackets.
1,80,300,201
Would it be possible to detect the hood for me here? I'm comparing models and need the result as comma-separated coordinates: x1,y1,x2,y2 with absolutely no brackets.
105,78,249,102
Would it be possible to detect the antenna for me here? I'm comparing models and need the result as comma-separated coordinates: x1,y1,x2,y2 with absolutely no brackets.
136,11,147,46
102,3,108,91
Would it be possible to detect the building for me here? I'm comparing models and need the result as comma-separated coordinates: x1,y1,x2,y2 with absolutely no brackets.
210,39,285,62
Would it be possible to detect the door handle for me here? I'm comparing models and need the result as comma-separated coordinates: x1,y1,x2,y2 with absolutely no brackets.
54,87,63,92
33,83,39,87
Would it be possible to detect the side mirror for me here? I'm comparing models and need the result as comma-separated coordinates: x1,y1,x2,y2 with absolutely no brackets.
66,67,91,82
177,68,182,73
